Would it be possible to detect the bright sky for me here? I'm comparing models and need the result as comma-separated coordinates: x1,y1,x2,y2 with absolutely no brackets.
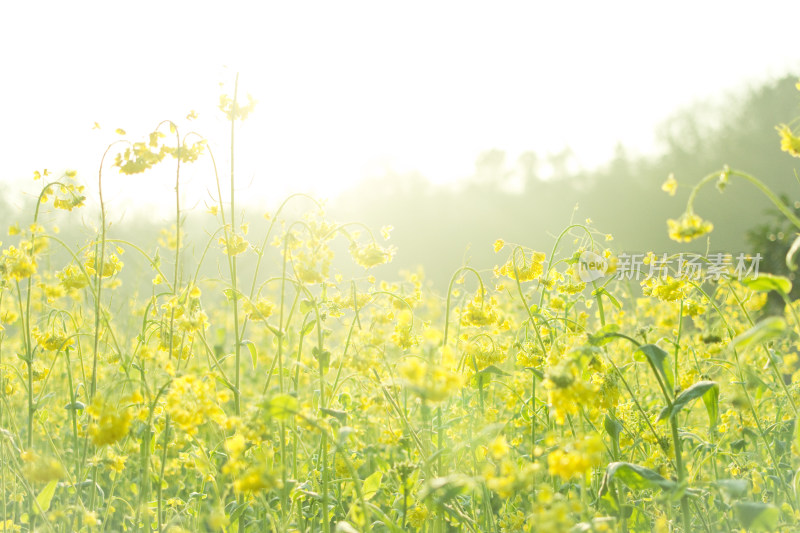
1,1,798,216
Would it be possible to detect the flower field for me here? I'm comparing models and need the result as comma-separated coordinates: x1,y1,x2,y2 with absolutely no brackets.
2,81,800,533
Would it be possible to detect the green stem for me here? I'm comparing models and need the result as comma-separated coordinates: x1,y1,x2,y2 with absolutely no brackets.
671,417,691,532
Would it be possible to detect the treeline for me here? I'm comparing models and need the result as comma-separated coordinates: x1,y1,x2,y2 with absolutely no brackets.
331,74,800,287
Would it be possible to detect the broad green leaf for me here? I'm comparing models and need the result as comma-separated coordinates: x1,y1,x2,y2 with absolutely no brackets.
223,288,244,301
657,381,719,426
742,273,792,294
229,501,250,528
36,479,58,512
300,320,316,336
587,324,620,346
701,381,720,427
734,502,779,532
598,462,676,496
732,317,788,349
263,393,298,421
320,407,348,422
362,471,382,500
240,340,258,370
714,479,749,500
634,344,674,391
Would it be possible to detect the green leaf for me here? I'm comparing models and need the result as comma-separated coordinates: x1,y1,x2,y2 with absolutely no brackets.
604,414,623,452
634,344,674,391
734,502,779,532
714,479,749,500
657,381,719,426
223,288,243,301
796,416,800,461
474,365,510,380
742,273,792,294
240,340,258,370
320,408,348,422
300,320,316,336
595,287,622,310
229,501,250,528
598,462,676,496
36,479,58,512
64,401,86,410
266,324,283,338
419,474,475,505
262,393,298,421
362,471,382,501
732,317,788,349
524,367,544,380
787,234,800,272
335,522,359,533
587,324,620,346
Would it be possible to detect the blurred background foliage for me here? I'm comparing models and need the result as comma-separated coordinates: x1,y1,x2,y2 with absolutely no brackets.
2,75,798,291
331,74,800,286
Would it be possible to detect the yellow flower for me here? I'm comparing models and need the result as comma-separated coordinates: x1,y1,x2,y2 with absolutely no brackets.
2,245,37,280
234,467,277,492
777,124,800,158
58,264,89,290
350,241,395,269
407,505,428,528
83,251,123,278
88,400,132,446
165,374,225,435
661,173,678,196
547,434,603,479
460,293,499,327
493,239,505,252
488,435,509,460
225,433,246,456
495,249,546,282
21,450,65,483
399,358,462,402
667,211,713,242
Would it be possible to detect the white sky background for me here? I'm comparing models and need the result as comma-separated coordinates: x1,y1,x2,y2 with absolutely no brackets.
0,1,798,219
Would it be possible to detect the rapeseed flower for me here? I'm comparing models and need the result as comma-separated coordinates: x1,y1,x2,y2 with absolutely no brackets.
21,450,65,483
88,399,132,447
460,293,499,327
495,249,546,282
165,374,225,435
546,434,603,479
777,124,800,158
2,245,36,280
661,173,678,196
58,264,89,290
667,211,713,242
349,241,395,269
406,505,428,528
